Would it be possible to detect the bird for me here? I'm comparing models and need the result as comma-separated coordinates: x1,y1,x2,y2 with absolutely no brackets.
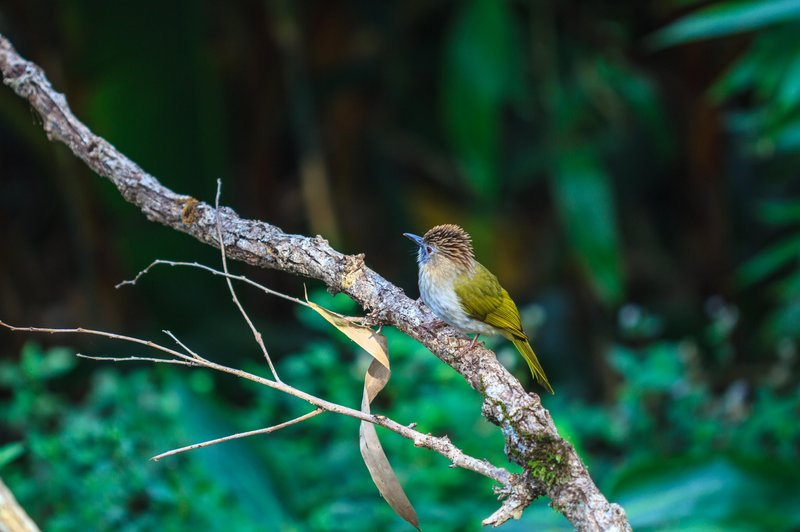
404,224,553,394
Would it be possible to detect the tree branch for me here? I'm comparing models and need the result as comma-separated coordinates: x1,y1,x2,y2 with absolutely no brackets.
0,33,630,530
0,320,513,493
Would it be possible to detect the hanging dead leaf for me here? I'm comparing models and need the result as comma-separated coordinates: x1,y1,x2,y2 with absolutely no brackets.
305,293,390,369
360,359,420,530
305,292,418,529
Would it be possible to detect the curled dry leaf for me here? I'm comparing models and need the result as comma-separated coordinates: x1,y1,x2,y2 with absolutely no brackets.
305,295,390,369
305,295,419,530
360,359,420,530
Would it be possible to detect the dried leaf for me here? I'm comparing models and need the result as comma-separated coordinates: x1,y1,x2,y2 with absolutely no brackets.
360,359,420,530
305,295,390,370
305,293,418,529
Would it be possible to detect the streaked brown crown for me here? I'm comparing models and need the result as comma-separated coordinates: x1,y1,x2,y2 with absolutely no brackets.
423,224,474,268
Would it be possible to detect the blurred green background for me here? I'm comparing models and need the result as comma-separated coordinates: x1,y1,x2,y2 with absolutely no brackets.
1,0,799,530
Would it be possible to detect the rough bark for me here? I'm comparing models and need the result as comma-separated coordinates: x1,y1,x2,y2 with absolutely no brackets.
0,33,630,531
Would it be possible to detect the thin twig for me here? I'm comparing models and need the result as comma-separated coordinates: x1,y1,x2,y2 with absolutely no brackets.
76,353,199,366
163,329,210,362
213,180,281,381
151,408,324,461
120,260,375,331
0,321,197,365
116,260,312,309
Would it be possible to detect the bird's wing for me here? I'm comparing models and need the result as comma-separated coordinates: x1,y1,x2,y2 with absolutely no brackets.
453,262,525,338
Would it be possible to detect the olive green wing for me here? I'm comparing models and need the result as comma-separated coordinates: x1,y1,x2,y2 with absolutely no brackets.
453,262,525,338
455,263,553,393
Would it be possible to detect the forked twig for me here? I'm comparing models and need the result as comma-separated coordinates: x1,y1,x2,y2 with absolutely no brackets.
117,260,312,309
163,329,210,363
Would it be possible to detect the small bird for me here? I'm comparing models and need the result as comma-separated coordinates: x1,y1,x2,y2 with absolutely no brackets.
404,224,553,394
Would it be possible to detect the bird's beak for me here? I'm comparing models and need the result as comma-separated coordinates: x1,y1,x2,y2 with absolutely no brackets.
403,233,425,247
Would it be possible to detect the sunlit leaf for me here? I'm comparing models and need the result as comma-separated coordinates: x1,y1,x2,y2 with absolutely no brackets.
551,149,624,305
648,0,800,49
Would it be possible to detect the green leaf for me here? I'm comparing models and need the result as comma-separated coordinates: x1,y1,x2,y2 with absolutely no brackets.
710,51,760,102
736,233,800,286
608,343,684,391
441,0,520,204
757,199,800,225
0,442,25,469
776,51,800,111
551,149,624,305
20,343,76,380
649,0,800,49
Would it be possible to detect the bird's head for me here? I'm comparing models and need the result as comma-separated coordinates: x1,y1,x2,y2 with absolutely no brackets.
403,224,475,270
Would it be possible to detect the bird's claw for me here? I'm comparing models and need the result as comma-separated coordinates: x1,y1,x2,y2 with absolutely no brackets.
454,335,484,356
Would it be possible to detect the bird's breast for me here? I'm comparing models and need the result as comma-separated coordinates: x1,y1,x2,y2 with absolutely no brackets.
418,266,498,336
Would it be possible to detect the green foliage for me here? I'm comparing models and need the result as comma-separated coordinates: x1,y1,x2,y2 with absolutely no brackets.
656,0,800,350
710,24,800,157
736,198,800,344
0,343,267,531
1,322,530,530
547,324,800,529
4,281,800,530
441,0,522,205
610,456,800,530
649,0,800,48
552,149,623,304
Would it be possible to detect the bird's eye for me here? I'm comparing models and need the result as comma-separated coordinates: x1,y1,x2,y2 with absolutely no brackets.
425,246,433,254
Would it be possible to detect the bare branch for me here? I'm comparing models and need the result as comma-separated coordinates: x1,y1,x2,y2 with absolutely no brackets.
150,408,325,461
0,32,630,530
0,320,515,491
0,321,197,365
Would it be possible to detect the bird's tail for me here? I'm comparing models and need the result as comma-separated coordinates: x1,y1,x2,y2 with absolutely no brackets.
509,335,554,394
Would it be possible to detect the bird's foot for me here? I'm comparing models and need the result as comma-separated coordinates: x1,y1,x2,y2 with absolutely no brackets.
468,334,482,349
459,334,484,354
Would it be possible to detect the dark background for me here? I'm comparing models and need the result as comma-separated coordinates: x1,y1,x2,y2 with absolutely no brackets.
1,1,799,530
